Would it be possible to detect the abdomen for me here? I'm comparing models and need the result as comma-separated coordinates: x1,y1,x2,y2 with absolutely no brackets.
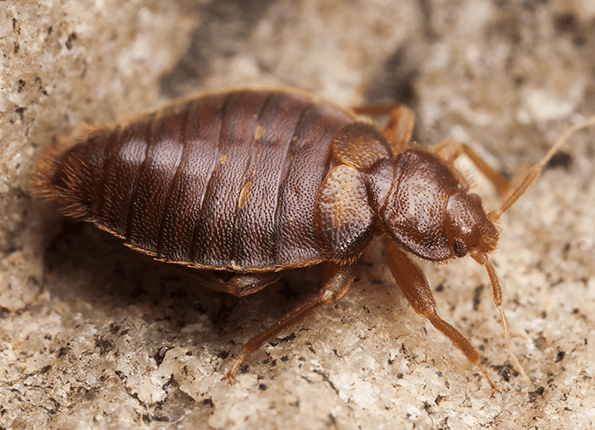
33,89,357,271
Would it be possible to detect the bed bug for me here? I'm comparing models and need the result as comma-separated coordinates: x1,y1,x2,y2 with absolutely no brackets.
31,87,595,392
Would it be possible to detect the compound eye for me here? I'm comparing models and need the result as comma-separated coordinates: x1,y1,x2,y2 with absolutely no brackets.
452,238,468,257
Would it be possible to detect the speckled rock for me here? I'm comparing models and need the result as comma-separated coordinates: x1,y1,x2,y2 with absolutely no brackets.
2,0,595,429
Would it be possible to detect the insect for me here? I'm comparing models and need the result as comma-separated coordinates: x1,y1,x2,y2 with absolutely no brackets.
31,87,595,392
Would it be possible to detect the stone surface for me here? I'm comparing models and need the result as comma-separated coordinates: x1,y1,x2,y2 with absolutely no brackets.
2,0,595,429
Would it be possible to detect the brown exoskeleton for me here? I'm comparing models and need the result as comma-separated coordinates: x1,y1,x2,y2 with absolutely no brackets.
31,87,595,392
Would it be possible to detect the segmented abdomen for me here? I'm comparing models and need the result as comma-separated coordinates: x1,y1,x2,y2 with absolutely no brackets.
37,89,356,270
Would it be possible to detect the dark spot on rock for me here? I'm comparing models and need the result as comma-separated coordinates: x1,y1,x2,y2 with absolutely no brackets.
95,336,114,355
161,374,175,391
109,323,120,334
473,284,484,311
529,386,545,402
65,32,77,50
81,386,99,401
47,398,60,415
269,332,296,347
15,107,26,121
0,306,10,319
514,75,525,86
554,13,575,33
154,346,174,366
492,363,519,382
312,369,338,393
544,151,572,171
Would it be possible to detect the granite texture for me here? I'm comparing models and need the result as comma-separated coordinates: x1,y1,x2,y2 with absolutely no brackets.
2,0,595,429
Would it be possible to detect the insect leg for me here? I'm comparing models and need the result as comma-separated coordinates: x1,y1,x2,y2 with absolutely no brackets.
385,239,498,393
166,265,285,297
216,272,287,297
224,261,357,382
433,139,511,196
352,104,414,154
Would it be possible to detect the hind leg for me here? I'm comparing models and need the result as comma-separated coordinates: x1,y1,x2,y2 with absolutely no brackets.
224,261,357,381
167,264,285,297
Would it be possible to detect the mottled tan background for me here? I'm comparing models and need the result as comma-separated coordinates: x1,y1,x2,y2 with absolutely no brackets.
2,1,595,429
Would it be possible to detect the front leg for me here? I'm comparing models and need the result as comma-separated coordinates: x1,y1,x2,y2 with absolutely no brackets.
225,261,358,381
385,239,498,393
